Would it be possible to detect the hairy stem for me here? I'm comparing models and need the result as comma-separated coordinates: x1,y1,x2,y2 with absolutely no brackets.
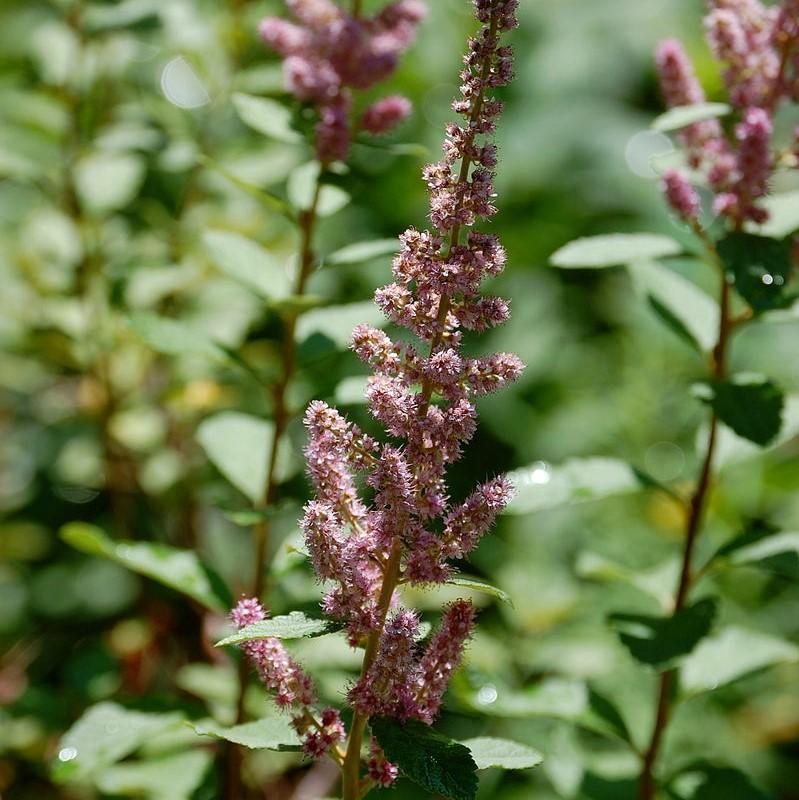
637,230,731,800
225,176,324,800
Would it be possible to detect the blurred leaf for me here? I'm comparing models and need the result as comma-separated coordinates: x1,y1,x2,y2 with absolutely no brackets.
609,598,718,668
74,152,146,216
702,377,783,446
191,717,301,750
724,530,799,580
96,750,212,800
580,689,633,746
372,717,478,800
196,412,273,505
326,239,399,265
203,230,292,300
216,612,342,646
84,0,161,31
288,162,351,216
651,103,730,133
505,458,639,515
717,233,794,313
31,21,79,86
446,576,513,607
670,764,773,800
129,312,228,361
750,190,799,238
681,626,799,694
61,523,231,611
52,703,182,783
232,93,302,143
296,301,384,347
457,676,588,720
550,234,682,269
628,259,718,352
461,737,543,770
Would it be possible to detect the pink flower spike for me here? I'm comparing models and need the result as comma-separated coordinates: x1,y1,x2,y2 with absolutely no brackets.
662,169,701,222
360,95,412,134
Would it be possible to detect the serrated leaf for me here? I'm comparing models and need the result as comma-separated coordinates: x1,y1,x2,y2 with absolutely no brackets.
191,717,301,750
628,259,719,352
95,750,212,800
651,102,731,133
446,576,513,607
216,611,341,646
505,458,639,515
61,523,230,611
203,230,292,300
461,737,543,770
128,312,228,361
609,597,718,668
550,234,682,269
372,717,478,800
74,152,145,215
295,300,385,347
717,233,794,313
196,412,273,505
681,626,799,694
704,377,783,446
232,92,301,143
325,238,398,265
52,703,182,783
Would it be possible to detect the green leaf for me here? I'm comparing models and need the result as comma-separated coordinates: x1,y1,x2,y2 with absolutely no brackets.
681,626,799,694
726,530,799,580
325,239,398,265
749,190,799,239
703,377,784,447
73,152,146,215
505,458,639,515
461,737,543,770
203,230,292,300
446,576,513,607
717,233,794,313
128,312,228,361
550,234,682,269
651,102,731,133
288,162,350,216
196,412,273,505
232,92,301,143
95,750,212,800
371,718,478,800
670,764,773,800
61,523,230,611
580,689,633,745
628,259,719,352
296,301,385,347
51,703,182,783
216,611,342,646
191,717,301,750
609,597,718,668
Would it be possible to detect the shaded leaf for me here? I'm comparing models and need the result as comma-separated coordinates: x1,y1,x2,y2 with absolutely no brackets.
216,612,342,646
717,233,794,313
670,764,773,800
505,458,639,515
725,530,799,580
96,750,212,800
191,717,301,750
681,626,799,694
609,598,718,668
51,703,182,783
702,377,783,446
446,576,513,607
203,230,292,300
461,737,543,770
372,717,478,800
580,689,633,745
128,312,227,361
232,92,301,143
651,103,730,133
550,234,682,269
61,523,230,611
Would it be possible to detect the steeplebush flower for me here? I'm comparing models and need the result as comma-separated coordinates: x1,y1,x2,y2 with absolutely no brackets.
232,0,522,780
655,0,799,225
259,0,426,163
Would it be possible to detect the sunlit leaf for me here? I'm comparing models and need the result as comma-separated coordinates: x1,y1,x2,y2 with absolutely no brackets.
232,92,301,143
61,523,231,611
446,576,513,607
216,612,342,646
288,161,350,216
550,234,682,269
461,737,543,770
749,190,799,239
670,764,773,800
326,239,398,265
651,102,730,133
73,152,146,215
191,717,301,750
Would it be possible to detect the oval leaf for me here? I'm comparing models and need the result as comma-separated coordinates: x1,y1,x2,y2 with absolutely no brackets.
651,102,730,133
191,717,301,750
550,234,682,269
216,611,342,646
461,737,543,770
447,576,513,607
326,238,399,265
232,92,301,143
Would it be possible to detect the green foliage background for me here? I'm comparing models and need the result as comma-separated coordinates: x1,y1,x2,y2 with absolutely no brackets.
2,0,799,798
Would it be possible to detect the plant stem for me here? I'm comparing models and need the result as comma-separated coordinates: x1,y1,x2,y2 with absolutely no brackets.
341,539,403,800
352,0,363,17
225,175,324,800
637,230,731,800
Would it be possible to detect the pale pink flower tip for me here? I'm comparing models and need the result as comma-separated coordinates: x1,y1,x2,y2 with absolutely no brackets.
662,169,700,222
361,95,413,135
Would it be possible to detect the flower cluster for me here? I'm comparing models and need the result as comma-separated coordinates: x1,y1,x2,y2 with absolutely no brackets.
233,0,521,780
655,0,799,225
259,0,426,162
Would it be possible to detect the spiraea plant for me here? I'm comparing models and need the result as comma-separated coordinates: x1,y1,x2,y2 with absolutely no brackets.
551,1,799,799
224,1,542,798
